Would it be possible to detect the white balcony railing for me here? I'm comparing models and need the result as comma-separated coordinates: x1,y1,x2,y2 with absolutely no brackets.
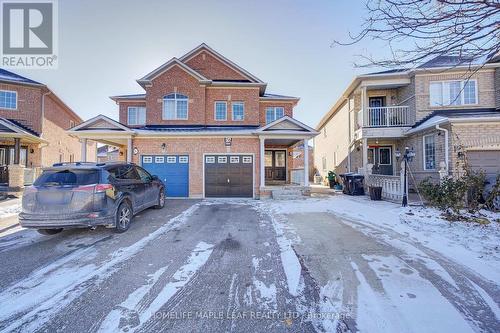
366,106,411,127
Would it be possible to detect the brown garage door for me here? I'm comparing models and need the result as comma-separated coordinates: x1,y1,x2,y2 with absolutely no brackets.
204,155,253,198
468,150,500,188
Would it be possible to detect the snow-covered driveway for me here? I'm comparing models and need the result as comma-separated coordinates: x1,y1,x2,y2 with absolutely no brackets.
0,196,498,332
264,195,500,332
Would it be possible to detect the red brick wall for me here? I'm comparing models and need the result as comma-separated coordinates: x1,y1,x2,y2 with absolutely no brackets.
118,101,147,127
205,87,260,125
0,83,42,133
146,65,206,125
132,137,260,197
184,51,248,81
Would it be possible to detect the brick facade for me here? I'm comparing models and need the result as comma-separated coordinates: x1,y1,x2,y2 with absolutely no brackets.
132,137,260,198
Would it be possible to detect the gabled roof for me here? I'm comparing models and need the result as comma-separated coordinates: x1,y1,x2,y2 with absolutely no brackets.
256,116,318,134
0,68,43,86
137,58,211,87
69,114,134,133
0,117,48,143
179,43,264,84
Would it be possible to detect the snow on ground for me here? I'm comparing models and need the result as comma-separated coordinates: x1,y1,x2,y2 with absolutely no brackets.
266,195,500,284
0,202,203,332
0,203,20,219
99,241,214,333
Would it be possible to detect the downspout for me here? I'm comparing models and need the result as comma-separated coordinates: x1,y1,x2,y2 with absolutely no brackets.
347,98,352,172
40,91,52,167
435,124,449,173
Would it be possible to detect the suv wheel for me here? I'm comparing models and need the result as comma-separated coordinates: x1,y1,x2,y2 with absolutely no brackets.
37,228,63,235
154,189,165,209
115,201,132,233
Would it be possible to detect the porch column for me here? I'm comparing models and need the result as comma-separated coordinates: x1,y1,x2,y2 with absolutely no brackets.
13,138,20,164
259,136,265,188
362,138,368,175
81,138,87,162
127,138,132,163
303,139,309,186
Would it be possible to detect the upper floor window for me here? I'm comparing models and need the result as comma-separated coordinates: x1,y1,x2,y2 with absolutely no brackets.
265,107,284,123
0,90,17,110
429,80,477,107
69,120,75,129
163,93,188,120
128,106,146,125
232,102,244,121
214,101,227,121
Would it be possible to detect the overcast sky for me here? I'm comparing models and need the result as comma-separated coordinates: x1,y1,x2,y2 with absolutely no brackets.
13,0,389,127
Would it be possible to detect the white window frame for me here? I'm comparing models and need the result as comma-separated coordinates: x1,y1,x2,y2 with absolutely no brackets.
179,156,189,163
230,156,240,163
163,93,189,120
265,107,285,123
242,156,252,164
69,120,75,128
127,106,146,125
205,156,215,163
423,134,436,170
0,90,18,110
218,156,227,163
155,156,164,163
166,156,177,163
214,101,227,121
142,156,153,163
378,147,392,165
231,101,245,121
429,80,478,107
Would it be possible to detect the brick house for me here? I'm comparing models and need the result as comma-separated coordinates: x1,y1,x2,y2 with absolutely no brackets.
315,55,500,201
69,44,318,198
0,69,96,190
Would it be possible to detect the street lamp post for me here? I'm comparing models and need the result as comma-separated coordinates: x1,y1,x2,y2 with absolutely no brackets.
395,147,415,207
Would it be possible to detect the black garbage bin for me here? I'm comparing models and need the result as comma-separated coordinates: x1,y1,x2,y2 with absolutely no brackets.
339,173,365,196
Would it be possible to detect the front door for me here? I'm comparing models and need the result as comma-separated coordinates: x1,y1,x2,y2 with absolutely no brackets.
368,146,393,175
265,150,286,182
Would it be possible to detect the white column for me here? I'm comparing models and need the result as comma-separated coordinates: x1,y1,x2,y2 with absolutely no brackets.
362,138,368,174
259,136,265,188
303,139,309,186
361,86,368,126
81,138,87,162
127,138,132,163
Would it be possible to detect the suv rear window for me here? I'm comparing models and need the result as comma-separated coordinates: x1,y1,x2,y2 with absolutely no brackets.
34,169,100,187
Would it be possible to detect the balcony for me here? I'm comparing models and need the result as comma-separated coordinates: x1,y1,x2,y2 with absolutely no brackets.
355,106,412,139
366,106,411,127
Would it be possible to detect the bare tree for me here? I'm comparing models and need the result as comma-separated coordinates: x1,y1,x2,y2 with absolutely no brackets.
335,0,500,68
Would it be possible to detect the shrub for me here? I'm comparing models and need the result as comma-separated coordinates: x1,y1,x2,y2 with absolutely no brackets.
418,177,468,217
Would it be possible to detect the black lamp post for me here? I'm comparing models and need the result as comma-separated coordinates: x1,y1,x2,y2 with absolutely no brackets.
395,146,415,207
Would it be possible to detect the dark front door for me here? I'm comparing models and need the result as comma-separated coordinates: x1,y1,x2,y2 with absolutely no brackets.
265,150,286,182
368,146,393,175
204,155,253,198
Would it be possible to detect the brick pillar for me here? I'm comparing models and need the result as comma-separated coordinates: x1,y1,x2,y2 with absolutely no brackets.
8,164,25,190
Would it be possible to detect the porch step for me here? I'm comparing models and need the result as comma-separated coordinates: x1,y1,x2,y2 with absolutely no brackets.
271,188,303,200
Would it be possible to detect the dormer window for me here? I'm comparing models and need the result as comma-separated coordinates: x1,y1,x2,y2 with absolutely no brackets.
163,93,188,120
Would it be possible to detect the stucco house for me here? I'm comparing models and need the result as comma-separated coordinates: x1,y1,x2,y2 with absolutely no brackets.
69,44,318,198
314,55,500,201
0,69,96,191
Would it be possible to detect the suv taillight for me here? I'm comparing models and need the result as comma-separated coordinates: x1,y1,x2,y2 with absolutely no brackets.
95,184,113,193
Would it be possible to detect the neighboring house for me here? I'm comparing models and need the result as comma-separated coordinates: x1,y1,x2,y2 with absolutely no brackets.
69,44,318,198
97,144,120,163
0,69,96,190
315,55,500,200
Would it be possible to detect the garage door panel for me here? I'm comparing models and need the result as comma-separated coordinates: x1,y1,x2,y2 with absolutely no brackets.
142,155,189,198
205,154,253,198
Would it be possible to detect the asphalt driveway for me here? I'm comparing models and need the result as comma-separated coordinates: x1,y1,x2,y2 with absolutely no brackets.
0,198,498,332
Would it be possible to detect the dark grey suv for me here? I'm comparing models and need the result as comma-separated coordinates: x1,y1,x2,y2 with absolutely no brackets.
19,162,165,235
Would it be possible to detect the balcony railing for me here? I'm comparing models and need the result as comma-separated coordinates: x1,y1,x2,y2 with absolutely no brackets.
366,106,411,127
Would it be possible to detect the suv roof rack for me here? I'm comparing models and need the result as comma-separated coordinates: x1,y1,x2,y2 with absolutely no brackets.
52,162,98,167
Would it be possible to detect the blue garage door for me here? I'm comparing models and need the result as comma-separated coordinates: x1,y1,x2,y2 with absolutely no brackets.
141,155,189,197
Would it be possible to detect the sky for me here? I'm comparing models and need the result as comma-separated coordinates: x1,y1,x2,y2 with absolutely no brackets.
12,0,389,128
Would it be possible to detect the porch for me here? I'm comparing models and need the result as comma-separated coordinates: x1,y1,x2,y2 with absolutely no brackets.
0,118,48,192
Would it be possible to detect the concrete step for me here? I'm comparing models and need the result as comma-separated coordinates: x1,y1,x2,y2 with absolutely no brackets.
271,189,303,200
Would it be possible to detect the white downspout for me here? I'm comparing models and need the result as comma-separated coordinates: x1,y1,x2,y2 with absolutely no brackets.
40,91,51,167
435,124,449,173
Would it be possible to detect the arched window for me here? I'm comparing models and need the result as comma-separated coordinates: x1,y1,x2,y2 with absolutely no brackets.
163,93,188,120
